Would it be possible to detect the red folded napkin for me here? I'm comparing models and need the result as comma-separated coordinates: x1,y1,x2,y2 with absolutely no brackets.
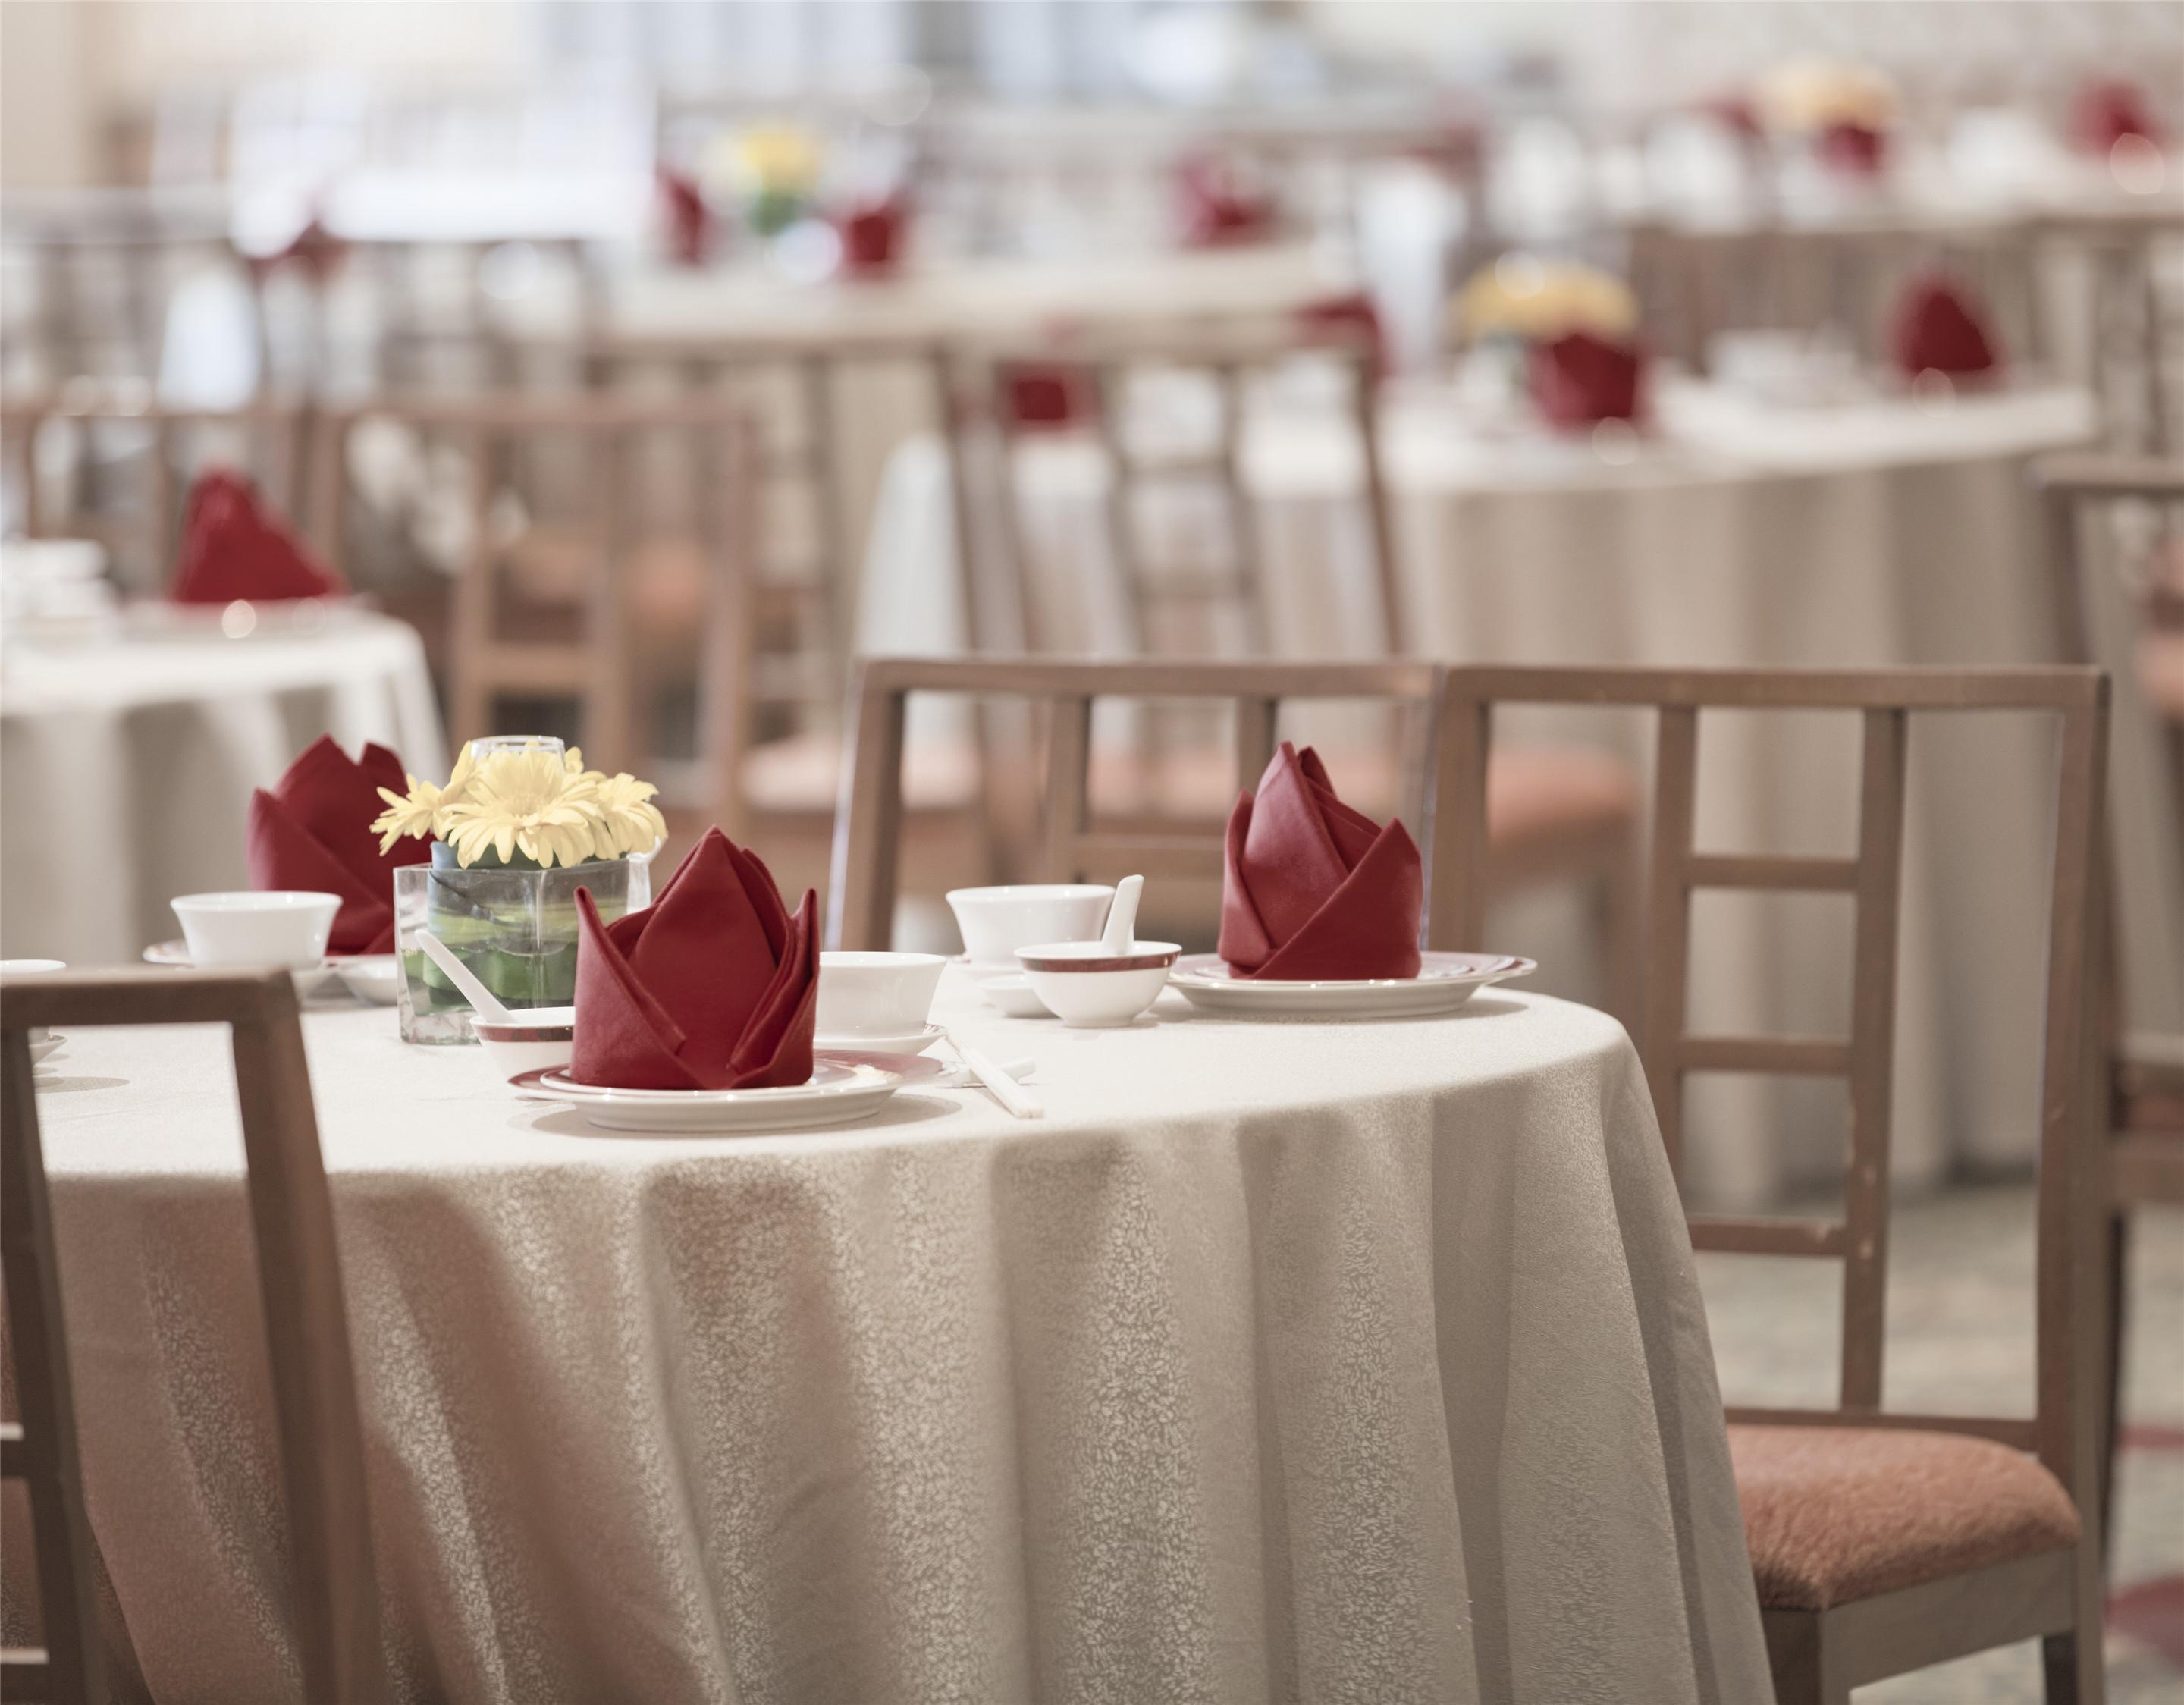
1297,290,1389,379
1817,121,1887,177
1176,155,1277,248
1530,331,1645,429
1003,361,1097,431
246,736,428,955
837,194,907,278
170,470,346,605
1218,743,1422,981
2073,79,2166,155
573,827,817,1091
1891,272,2000,380
658,165,714,267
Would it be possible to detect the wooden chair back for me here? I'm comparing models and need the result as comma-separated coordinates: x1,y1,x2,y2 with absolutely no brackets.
574,331,940,739
1,394,315,591
0,969,384,1704
941,316,1398,659
2036,207,2184,456
1431,665,2111,1502
830,656,1442,949
316,393,758,787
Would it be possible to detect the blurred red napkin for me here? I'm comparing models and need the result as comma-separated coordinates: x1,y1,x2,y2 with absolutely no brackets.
1218,743,1422,980
170,470,346,605
1530,331,1644,429
246,736,428,955
1003,361,1097,430
838,195,908,278
657,165,714,267
1177,155,1277,248
1297,290,1388,378
1817,121,1888,177
573,827,817,1091
1891,272,2000,379
2073,79,2166,154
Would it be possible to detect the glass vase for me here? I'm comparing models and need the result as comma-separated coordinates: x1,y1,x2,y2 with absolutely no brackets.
394,849,652,1044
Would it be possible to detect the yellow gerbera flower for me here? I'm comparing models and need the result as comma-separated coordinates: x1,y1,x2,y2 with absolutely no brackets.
370,746,476,853
438,747,605,868
590,772,667,857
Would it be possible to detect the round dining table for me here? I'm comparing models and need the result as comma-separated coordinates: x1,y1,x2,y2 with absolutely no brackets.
35,966,1770,1704
0,606,444,967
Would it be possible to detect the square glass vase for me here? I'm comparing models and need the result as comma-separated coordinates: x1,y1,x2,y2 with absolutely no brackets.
394,849,651,1044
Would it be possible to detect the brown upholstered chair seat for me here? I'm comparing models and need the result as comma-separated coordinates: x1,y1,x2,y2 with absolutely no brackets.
1729,1424,2080,1612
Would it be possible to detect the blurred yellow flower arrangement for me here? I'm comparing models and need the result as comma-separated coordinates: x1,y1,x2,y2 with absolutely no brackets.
1454,254,1639,344
372,744,667,869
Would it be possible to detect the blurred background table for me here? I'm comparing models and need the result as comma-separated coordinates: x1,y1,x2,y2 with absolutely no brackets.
0,606,442,965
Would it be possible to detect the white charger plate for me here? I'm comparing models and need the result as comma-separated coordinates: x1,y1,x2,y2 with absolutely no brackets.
1167,952,1536,1019
814,1024,943,1057
143,940,399,1004
509,1050,943,1133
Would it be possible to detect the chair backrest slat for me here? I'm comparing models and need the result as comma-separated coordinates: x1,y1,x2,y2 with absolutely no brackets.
0,969,385,1704
1430,664,2110,1498
832,657,1442,950
1,1029,105,1702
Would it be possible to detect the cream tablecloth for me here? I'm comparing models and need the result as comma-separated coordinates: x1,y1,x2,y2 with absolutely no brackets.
855,382,2167,1210
0,609,444,966
36,972,1770,1704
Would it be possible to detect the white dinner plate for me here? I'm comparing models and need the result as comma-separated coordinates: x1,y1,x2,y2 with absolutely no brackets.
814,1025,944,1057
508,1050,943,1133
28,1034,64,1065
1166,952,1536,1019
143,940,397,1003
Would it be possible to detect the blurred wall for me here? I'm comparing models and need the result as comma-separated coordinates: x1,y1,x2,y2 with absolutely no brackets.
1,1,96,187
1,0,529,187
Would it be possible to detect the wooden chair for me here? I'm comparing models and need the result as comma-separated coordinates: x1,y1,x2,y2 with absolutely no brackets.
1,392,314,591
830,656,1442,950
946,315,1398,658
315,393,757,793
2034,452,2184,1545
1,968,384,1704
2035,206,2184,457
1431,664,2113,1705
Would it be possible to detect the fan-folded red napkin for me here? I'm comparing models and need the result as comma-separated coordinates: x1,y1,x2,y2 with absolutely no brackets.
1891,273,2000,380
657,165,714,267
1176,155,1277,248
1530,331,1644,429
170,470,346,604
246,736,428,955
837,194,908,278
1817,121,1887,177
573,827,817,1090
2073,79,2166,155
1218,743,1422,981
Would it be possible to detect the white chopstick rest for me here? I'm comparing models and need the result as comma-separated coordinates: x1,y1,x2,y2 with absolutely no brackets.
946,1030,1043,1119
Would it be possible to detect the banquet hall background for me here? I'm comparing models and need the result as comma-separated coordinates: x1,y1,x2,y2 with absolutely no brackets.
2,2,2181,1700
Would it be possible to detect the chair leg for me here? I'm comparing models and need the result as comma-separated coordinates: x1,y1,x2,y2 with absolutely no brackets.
2042,1543,2110,1705
1761,1609,1852,1705
2100,1208,2130,1571
1594,826,1644,1035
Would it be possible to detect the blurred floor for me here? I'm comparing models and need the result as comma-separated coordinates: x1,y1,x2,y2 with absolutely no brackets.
1702,1188,2184,1703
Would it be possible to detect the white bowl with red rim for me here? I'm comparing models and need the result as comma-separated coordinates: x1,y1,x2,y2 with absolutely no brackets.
1013,939,1179,1028
472,1008,577,1075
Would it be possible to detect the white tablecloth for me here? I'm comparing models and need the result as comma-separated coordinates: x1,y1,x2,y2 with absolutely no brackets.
856,382,2164,1210
0,609,444,966
36,972,1769,1704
